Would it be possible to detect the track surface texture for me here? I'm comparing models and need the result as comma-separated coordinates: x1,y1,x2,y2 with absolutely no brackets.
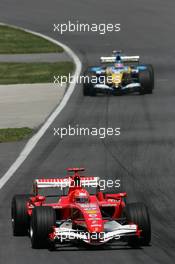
0,0,175,263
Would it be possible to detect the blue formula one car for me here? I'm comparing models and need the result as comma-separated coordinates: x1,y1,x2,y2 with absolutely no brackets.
83,51,154,96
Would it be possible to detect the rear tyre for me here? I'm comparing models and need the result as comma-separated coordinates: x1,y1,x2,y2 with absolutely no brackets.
11,194,31,236
124,202,151,247
30,206,56,249
139,65,154,94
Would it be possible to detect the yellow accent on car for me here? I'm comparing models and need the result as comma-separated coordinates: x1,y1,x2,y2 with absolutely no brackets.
111,72,123,87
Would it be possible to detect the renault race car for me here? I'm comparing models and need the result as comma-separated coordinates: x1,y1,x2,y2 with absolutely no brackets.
83,51,154,96
11,168,151,250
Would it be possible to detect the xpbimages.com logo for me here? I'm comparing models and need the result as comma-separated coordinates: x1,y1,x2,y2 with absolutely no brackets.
57,230,121,243
54,177,121,191
53,73,115,86
53,125,121,139
53,20,121,35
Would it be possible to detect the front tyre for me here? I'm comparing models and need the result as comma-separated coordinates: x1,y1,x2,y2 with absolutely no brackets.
139,66,154,94
11,194,31,236
83,80,96,96
145,64,154,93
124,202,151,247
30,206,56,249
83,69,97,96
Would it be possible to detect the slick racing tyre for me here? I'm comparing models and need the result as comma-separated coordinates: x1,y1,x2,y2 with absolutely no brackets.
89,83,96,96
83,77,90,96
11,194,32,236
83,70,96,96
83,81,96,96
124,202,151,247
145,64,154,93
139,65,154,94
30,206,56,249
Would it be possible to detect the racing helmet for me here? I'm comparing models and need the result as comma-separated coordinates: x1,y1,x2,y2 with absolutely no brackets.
114,61,124,69
73,189,90,203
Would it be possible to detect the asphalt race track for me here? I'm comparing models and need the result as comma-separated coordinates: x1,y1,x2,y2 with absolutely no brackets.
0,0,175,263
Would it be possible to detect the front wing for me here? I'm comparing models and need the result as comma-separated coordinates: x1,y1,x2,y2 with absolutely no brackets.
49,223,141,245
94,83,141,94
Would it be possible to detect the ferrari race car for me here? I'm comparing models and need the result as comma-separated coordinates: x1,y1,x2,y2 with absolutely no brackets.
11,168,151,249
83,51,154,96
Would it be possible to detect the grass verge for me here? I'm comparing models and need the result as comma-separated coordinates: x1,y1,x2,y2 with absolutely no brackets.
0,127,33,143
0,62,74,84
0,25,63,53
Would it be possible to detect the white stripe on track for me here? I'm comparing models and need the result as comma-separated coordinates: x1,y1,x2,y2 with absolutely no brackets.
0,23,82,189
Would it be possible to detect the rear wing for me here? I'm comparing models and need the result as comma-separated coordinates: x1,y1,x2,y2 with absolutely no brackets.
33,177,99,194
100,56,140,63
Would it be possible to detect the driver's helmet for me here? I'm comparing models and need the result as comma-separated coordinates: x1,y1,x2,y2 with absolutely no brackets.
114,61,124,69
73,189,90,203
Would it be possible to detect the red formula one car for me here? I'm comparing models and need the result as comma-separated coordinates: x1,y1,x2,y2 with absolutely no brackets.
11,168,151,249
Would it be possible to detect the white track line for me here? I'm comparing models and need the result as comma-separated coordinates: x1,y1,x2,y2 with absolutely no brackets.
0,23,82,189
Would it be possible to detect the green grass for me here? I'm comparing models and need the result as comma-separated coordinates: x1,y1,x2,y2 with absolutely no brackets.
0,127,33,143
0,25,63,54
0,62,74,84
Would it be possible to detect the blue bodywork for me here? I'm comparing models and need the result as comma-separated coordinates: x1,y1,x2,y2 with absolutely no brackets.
83,52,154,96
89,65,148,74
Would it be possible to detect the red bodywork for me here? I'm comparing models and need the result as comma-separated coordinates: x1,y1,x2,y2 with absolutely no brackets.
27,168,128,237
